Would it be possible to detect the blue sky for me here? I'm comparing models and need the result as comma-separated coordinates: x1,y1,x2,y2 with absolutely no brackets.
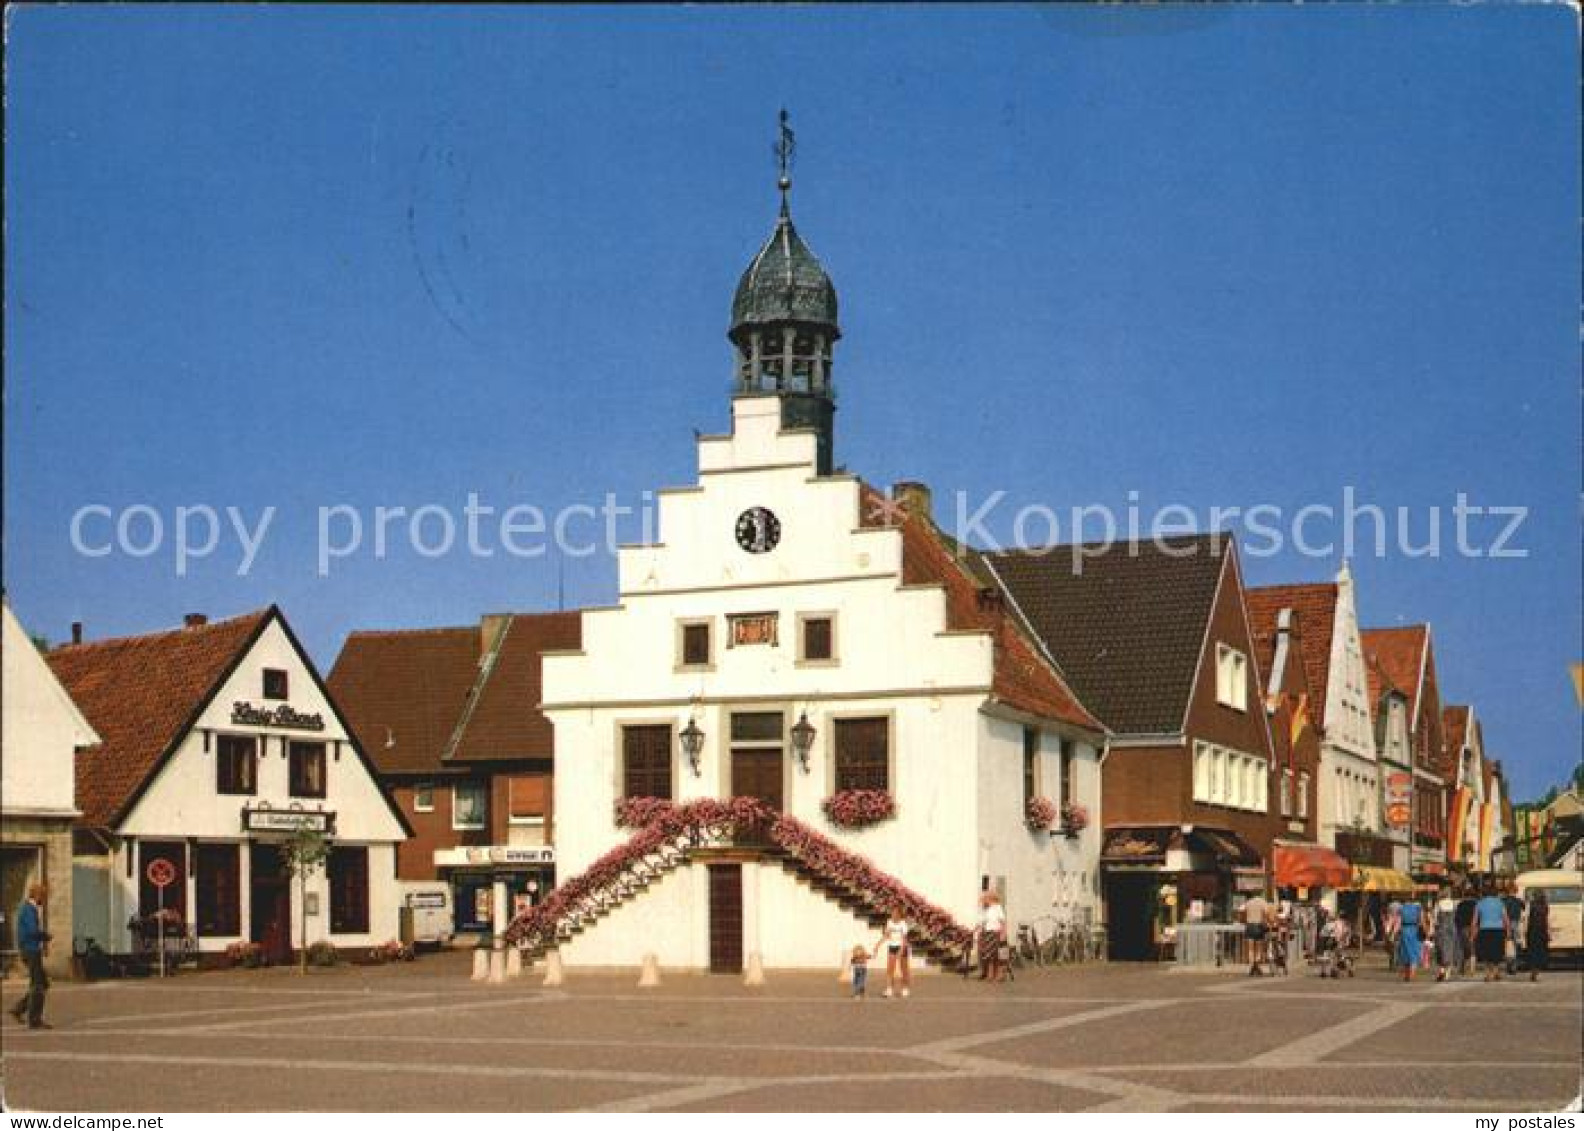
6,6,1579,799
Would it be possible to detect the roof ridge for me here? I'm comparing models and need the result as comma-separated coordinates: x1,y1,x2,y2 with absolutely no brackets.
987,531,1230,557
440,617,512,763
50,608,270,653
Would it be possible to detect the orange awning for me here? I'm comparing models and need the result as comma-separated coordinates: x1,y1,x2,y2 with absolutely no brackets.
1272,843,1351,889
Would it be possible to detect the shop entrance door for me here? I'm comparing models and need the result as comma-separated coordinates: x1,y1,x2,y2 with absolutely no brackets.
707,864,743,973
1103,873,1158,961
249,843,293,964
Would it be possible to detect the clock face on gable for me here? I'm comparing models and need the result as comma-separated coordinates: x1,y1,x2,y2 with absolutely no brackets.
735,507,781,554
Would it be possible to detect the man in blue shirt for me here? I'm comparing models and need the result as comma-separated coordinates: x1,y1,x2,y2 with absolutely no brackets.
8,883,53,1029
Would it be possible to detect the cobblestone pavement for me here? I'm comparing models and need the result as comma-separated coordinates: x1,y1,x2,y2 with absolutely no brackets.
1,951,1578,1112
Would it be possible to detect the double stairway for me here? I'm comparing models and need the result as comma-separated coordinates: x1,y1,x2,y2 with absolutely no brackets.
503,797,975,969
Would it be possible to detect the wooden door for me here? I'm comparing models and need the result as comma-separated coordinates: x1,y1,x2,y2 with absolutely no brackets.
708,864,743,974
731,749,783,810
249,843,293,965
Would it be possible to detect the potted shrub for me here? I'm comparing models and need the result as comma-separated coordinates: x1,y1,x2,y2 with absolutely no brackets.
225,940,266,968
821,789,896,829
1060,801,1090,838
1026,795,1058,832
305,940,339,968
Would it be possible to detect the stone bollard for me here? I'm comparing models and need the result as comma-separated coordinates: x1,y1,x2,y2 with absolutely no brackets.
506,946,523,978
471,947,488,981
488,945,506,984
542,949,565,987
743,951,766,987
637,952,661,988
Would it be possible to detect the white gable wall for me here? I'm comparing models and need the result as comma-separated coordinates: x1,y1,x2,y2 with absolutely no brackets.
544,397,1096,966
2,605,95,817
95,617,405,955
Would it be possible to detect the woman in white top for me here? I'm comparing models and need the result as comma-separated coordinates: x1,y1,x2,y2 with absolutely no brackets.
979,892,1008,984
880,906,911,998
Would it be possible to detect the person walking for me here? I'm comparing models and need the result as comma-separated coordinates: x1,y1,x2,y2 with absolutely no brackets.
879,906,911,999
1472,884,1511,982
1433,891,1462,982
977,892,1007,984
1242,893,1272,976
1396,898,1425,982
8,883,53,1030
1523,890,1551,983
1454,889,1478,975
1384,898,1403,972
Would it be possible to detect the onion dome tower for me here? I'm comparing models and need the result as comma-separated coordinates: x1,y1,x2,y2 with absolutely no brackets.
729,111,841,475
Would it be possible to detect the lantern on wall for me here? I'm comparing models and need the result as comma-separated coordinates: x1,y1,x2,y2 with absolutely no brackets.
679,716,706,776
790,711,817,771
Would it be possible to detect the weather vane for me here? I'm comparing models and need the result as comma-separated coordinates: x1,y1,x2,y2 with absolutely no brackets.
774,108,796,213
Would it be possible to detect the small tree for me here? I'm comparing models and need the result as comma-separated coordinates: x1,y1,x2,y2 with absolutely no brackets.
281,827,329,975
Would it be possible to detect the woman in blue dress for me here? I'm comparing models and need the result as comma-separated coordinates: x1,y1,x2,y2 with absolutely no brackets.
1396,899,1425,982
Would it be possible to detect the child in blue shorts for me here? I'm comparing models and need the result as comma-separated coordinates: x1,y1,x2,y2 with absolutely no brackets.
850,945,871,999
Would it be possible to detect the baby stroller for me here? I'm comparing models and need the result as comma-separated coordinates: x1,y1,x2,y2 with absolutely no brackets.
1318,916,1354,979
1267,923,1291,976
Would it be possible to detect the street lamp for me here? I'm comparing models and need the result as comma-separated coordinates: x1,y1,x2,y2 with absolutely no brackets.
679,716,705,776
790,711,817,771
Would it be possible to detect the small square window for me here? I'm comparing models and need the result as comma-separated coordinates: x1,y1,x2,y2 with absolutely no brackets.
262,669,289,700
414,784,435,813
800,616,834,663
679,621,711,669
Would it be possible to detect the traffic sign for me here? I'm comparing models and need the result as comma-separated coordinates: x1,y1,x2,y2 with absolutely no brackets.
147,857,177,888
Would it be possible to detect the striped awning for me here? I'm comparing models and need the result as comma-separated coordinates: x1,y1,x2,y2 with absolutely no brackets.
1349,866,1416,892
1272,843,1351,889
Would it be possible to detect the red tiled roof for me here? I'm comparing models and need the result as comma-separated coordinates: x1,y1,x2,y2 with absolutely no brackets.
1361,626,1428,719
1245,583,1337,728
328,612,582,776
47,609,272,828
450,613,582,763
859,483,1101,733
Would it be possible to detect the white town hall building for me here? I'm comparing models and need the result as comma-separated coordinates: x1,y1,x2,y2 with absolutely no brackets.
518,158,1106,973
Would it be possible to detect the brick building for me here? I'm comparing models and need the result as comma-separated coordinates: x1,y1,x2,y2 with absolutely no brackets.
985,534,1278,960
328,612,579,937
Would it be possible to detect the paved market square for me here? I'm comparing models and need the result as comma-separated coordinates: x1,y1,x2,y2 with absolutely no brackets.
2,952,1578,1112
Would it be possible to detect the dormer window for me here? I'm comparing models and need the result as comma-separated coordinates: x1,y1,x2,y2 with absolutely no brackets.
1215,645,1248,712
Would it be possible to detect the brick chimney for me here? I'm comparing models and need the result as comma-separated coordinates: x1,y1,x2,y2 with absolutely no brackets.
184,613,208,629
892,480,932,520
480,613,512,658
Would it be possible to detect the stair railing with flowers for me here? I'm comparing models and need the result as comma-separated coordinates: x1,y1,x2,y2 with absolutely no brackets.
503,796,974,963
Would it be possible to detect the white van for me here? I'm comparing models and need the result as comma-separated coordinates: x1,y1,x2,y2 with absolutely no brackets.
398,884,454,949
1515,869,1582,961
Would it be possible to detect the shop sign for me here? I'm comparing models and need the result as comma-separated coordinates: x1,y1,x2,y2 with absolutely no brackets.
242,806,333,834
1385,772,1413,830
727,612,778,647
435,845,555,868
232,700,326,731
406,891,447,909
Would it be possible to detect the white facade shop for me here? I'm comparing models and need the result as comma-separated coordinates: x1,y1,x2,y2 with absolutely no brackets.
542,396,1105,972
64,610,409,963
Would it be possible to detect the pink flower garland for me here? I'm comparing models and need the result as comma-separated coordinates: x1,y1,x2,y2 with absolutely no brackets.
504,796,972,956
